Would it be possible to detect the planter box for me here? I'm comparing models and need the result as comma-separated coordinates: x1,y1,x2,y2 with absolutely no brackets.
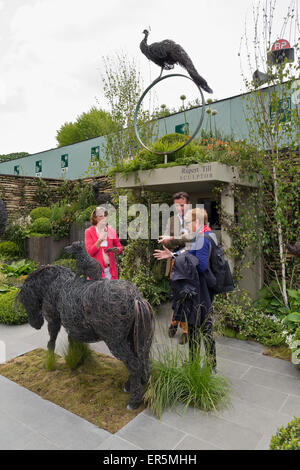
26,236,70,265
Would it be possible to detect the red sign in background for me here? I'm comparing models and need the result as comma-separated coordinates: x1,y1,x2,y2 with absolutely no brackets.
271,39,291,51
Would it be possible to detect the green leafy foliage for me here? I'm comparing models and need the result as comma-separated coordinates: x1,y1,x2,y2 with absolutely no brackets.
49,204,75,241
74,205,96,226
0,241,19,258
0,259,37,277
2,223,30,257
111,134,259,175
253,284,300,333
119,239,169,307
0,290,27,325
269,417,300,450
213,289,287,347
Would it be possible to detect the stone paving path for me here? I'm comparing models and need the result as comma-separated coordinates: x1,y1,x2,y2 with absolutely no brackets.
0,307,299,450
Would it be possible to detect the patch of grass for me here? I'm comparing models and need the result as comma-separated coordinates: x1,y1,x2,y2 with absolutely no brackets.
223,328,237,339
236,333,247,341
144,343,231,419
263,344,292,361
63,340,93,370
0,348,143,433
44,350,57,371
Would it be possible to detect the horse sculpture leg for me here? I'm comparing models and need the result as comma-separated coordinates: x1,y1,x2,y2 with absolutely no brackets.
106,340,145,410
47,319,61,351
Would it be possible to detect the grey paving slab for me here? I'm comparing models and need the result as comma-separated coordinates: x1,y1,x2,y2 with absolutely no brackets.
279,394,300,416
1,320,300,451
157,406,262,450
0,409,37,450
97,435,142,450
216,335,266,354
35,409,111,450
255,433,273,450
242,367,300,397
0,375,111,450
17,433,61,450
217,344,300,378
173,434,221,450
229,376,289,411
117,413,186,450
216,357,251,380
216,396,293,436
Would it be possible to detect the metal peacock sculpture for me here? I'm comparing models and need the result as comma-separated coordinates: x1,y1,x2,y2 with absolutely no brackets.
140,29,213,94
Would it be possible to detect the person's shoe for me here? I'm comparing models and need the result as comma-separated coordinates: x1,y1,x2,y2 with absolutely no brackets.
168,324,178,338
179,332,188,345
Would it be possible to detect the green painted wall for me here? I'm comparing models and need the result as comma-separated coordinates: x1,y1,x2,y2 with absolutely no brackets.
0,83,296,179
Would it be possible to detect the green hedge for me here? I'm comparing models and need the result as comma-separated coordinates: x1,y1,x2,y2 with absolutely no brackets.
0,241,19,258
270,417,300,450
30,207,52,221
0,290,28,325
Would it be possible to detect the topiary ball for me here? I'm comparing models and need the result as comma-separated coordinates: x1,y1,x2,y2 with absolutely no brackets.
30,217,51,235
30,207,52,221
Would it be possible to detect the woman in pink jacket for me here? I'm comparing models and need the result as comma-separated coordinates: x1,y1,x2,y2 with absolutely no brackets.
85,206,123,280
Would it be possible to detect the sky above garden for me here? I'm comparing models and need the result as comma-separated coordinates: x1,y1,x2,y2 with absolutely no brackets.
0,0,297,155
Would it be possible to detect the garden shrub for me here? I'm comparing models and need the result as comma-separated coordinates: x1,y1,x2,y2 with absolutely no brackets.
0,241,19,258
119,239,169,307
0,259,37,278
30,217,51,235
269,417,300,450
29,207,52,221
53,258,76,272
213,289,287,347
74,205,96,226
2,223,29,257
50,204,75,240
0,290,27,325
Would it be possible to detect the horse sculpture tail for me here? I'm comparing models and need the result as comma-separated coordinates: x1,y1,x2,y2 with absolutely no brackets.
133,297,155,382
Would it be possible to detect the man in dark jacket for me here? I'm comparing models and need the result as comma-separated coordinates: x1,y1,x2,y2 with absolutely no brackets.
158,191,192,344
154,207,217,371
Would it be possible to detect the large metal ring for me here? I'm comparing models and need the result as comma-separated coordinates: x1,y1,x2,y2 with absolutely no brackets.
134,73,205,156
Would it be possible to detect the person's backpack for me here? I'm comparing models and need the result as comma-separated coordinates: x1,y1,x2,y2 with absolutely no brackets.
203,233,235,294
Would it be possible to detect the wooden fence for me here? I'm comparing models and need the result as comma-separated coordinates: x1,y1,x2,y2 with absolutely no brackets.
0,174,112,222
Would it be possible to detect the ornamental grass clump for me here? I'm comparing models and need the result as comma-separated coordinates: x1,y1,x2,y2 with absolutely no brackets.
144,342,231,418
63,340,93,370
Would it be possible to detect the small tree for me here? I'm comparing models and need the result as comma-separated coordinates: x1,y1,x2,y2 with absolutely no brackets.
56,106,115,147
99,52,157,166
240,0,300,306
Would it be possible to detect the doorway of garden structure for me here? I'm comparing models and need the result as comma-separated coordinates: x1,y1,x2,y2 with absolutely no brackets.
115,161,263,298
